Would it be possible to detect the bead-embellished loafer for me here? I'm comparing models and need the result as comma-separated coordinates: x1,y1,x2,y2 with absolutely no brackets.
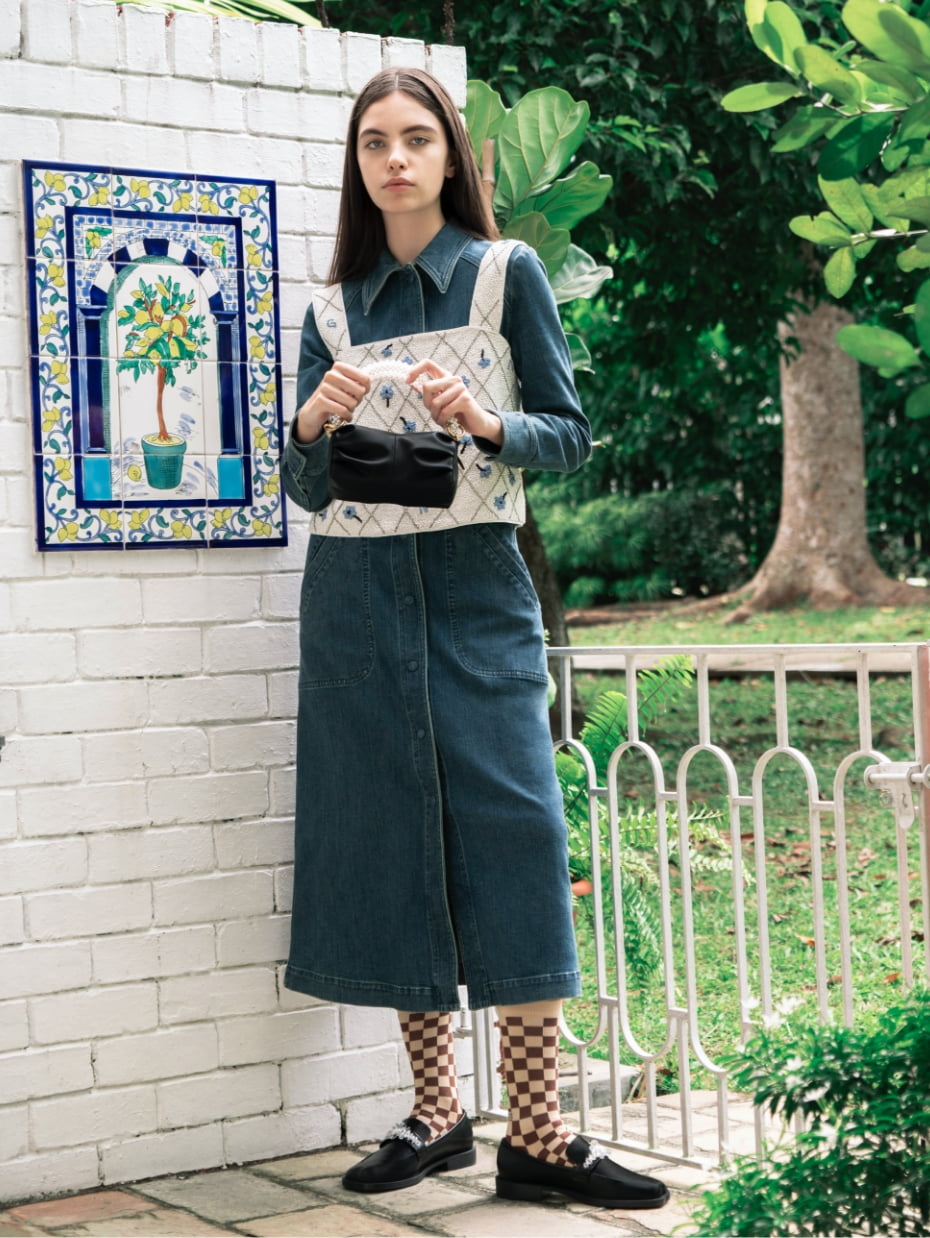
495,1136,670,1209
342,1114,476,1193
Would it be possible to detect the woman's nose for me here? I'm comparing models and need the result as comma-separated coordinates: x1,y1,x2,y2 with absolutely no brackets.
386,144,407,169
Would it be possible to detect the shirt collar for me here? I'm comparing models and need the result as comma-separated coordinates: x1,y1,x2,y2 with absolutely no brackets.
360,222,472,315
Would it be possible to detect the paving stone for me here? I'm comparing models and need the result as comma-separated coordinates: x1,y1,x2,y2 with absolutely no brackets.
362,1176,483,1217
0,1217,49,1237
600,1198,698,1237
132,1170,314,1223
9,1193,158,1229
252,1149,361,1181
52,1209,235,1237
438,1198,628,1236
241,1204,425,1236
438,1144,498,1178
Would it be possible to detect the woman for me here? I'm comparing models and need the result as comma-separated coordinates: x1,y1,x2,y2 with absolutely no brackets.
282,66,668,1212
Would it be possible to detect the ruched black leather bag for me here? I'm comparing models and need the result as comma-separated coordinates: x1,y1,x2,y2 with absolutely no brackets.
326,422,463,509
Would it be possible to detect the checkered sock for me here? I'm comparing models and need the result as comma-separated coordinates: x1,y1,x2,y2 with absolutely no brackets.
498,1014,575,1165
398,1011,463,1143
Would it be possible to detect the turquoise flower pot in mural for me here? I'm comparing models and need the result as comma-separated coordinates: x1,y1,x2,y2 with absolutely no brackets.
141,433,187,490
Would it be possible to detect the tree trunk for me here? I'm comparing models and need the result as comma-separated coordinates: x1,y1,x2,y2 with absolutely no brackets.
156,364,169,441
517,498,570,649
731,298,925,617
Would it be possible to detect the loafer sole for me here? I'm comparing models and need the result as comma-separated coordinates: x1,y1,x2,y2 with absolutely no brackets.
345,1146,476,1193
496,1173,670,1210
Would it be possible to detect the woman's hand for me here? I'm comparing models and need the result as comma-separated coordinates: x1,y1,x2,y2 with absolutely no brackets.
293,362,371,444
406,360,503,446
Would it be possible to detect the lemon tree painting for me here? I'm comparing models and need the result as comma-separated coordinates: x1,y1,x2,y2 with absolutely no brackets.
116,272,211,490
23,161,286,549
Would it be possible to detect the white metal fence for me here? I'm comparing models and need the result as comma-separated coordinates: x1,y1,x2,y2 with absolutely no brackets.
470,642,930,1168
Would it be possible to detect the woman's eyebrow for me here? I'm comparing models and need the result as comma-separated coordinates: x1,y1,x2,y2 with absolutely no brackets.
358,123,439,139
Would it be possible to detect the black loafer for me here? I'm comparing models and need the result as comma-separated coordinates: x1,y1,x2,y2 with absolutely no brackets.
496,1136,670,1209
342,1114,476,1193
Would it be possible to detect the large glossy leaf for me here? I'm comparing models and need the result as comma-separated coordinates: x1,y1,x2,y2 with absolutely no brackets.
899,94,930,144
883,194,930,226
796,44,862,104
842,0,930,76
502,212,571,277
762,1,808,71
549,245,613,304
913,278,930,353
855,59,924,103
511,162,612,231
494,88,589,217
818,112,896,179
836,323,922,371
818,175,873,231
119,0,320,21
721,81,803,112
905,381,930,417
789,211,852,244
824,245,857,296
465,80,506,168
771,106,838,152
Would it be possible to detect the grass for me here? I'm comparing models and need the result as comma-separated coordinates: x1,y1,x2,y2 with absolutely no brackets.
559,603,927,1090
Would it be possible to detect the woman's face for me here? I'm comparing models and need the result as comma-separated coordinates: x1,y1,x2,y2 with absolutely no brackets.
356,90,455,226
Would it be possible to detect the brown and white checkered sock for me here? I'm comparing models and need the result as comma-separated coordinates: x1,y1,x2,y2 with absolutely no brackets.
498,1014,575,1165
398,1011,463,1143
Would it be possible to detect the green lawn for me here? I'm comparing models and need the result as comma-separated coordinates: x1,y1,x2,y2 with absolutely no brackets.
560,603,927,1087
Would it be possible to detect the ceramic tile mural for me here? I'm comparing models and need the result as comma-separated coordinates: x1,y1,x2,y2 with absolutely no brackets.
23,161,287,549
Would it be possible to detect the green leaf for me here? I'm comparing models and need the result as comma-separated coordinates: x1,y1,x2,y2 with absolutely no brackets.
721,81,804,112
905,381,930,416
771,106,839,152
762,1,809,71
549,244,613,303
842,0,930,76
565,332,593,372
501,211,571,276
788,211,853,244
818,175,873,230
824,245,857,296
836,322,922,371
818,112,896,179
854,59,924,102
796,44,862,103
494,87,589,217
898,245,930,271
884,193,930,225
860,182,909,228
511,161,612,231
899,93,930,144
912,278,930,353
465,79,506,167
118,0,321,22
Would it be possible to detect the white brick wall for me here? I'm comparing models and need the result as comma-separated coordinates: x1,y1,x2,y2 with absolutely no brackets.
0,0,469,1204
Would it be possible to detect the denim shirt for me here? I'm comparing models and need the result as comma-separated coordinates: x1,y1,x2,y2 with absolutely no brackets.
283,221,591,514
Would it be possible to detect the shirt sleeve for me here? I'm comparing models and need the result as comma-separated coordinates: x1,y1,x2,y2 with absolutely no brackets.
472,243,592,474
281,300,334,513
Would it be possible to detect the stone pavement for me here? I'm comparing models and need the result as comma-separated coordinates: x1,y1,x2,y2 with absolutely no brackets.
0,1107,731,1238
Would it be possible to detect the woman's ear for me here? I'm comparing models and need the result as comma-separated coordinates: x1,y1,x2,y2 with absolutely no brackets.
445,158,456,179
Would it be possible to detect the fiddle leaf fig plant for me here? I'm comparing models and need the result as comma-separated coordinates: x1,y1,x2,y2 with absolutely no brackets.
465,79,613,369
721,0,930,420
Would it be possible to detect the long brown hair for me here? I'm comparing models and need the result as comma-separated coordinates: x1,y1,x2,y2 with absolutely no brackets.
327,68,499,285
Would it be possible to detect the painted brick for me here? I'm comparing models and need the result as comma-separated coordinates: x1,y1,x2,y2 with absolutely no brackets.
0,894,24,945
427,43,468,107
298,92,352,144
278,280,315,332
0,0,21,59
94,1025,219,1087
274,865,292,914
302,27,343,93
345,1090,410,1145
246,88,302,142
0,1104,27,1162
18,780,149,837
0,632,76,683
0,734,83,789
74,0,119,70
209,720,295,771
0,528,41,579
30,984,158,1045
0,1148,99,1206
26,880,151,945
216,914,289,968
22,0,72,64
259,21,301,88
191,130,300,184
120,4,169,75
281,1046,399,1107
223,1102,340,1165
308,237,336,282
100,1124,224,1187
267,671,298,721
0,838,87,896
140,727,211,778
157,1064,280,1129
214,820,292,870
343,31,382,94
168,9,216,81
147,674,268,727
0,62,121,119
218,13,260,84
204,622,298,674
382,37,426,70
80,731,144,783
12,578,142,631
121,77,245,133
92,926,216,985
87,827,215,884
59,118,190,173
268,767,296,819
0,791,18,840
0,942,92,999
148,771,269,827
340,1005,401,1051
79,627,202,678
153,870,273,927
275,232,310,283
0,1045,93,1105
305,187,341,238
0,1000,28,1053
160,966,277,1024
219,1007,339,1067
304,141,345,190
140,575,260,625
31,1085,158,1152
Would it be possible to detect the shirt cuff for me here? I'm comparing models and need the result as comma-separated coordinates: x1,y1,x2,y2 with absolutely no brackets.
285,416,330,479
478,409,537,466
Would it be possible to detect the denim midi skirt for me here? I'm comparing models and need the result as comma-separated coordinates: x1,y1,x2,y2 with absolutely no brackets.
284,521,582,1012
